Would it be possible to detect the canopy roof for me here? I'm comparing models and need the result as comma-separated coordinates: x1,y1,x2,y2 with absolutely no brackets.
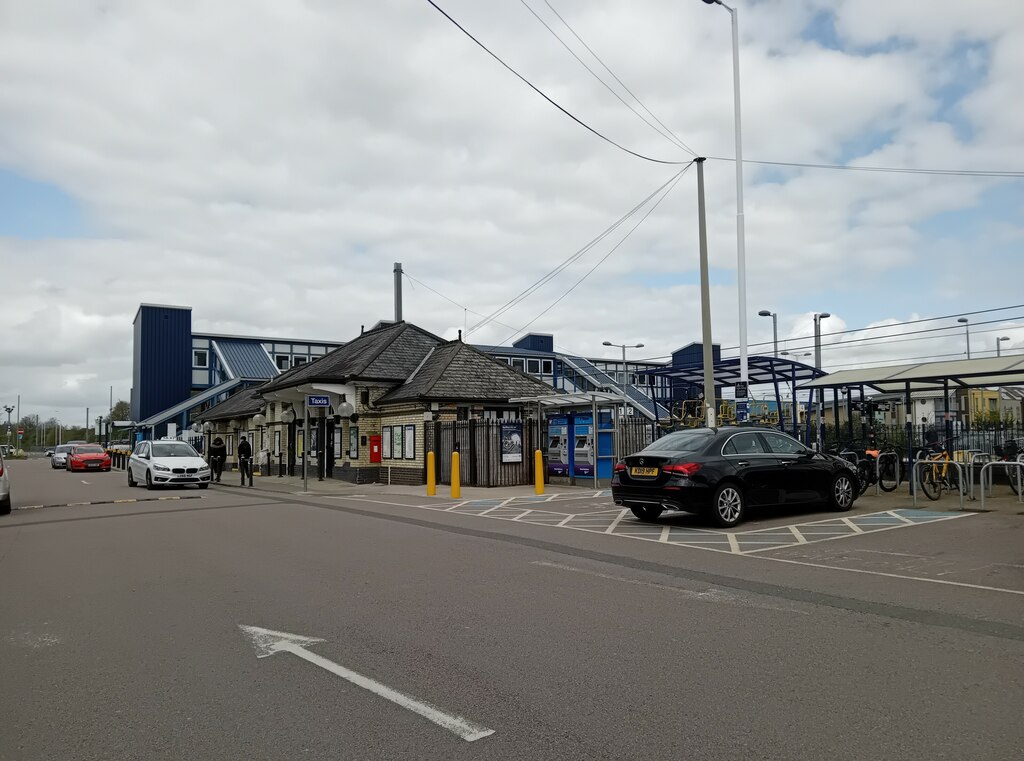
641,355,825,386
509,391,628,408
799,356,1024,393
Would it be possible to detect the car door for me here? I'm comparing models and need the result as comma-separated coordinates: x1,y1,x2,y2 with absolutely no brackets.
761,432,828,504
720,432,781,506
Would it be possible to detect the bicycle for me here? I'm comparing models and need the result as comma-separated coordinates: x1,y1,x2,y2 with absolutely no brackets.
993,438,1023,495
918,436,961,501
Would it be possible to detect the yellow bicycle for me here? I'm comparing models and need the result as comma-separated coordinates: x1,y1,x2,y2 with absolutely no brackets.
919,438,960,501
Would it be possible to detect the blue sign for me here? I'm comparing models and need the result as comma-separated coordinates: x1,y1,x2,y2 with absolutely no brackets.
306,395,331,408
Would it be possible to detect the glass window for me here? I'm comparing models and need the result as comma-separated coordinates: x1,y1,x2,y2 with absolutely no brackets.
193,349,208,368
723,433,768,455
512,358,525,371
151,441,199,458
74,445,105,454
762,432,806,455
292,345,308,354
542,359,553,374
192,338,209,349
642,430,713,454
275,355,290,371
293,357,308,366
274,344,290,353
527,359,540,373
493,356,507,364
311,346,327,355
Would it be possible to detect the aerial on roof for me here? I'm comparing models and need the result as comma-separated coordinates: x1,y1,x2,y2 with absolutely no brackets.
260,322,443,391
197,386,267,423
378,341,553,405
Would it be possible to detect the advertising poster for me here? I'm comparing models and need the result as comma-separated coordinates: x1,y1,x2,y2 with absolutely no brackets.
349,426,359,459
392,425,403,460
546,416,570,477
573,414,595,478
382,427,391,459
500,422,523,463
404,424,415,460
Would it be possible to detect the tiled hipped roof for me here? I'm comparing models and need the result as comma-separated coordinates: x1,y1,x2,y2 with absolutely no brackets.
378,341,554,405
259,322,443,391
197,386,267,422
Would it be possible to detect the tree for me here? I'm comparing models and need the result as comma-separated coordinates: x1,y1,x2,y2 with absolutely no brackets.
111,400,131,422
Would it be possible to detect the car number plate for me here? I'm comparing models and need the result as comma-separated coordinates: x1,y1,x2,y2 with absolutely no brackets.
88,463,100,468
630,467,659,477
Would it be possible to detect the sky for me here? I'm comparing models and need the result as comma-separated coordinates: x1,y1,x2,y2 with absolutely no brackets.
1,0,1023,423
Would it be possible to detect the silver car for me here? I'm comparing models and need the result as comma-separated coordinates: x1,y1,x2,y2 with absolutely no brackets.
0,446,11,515
51,444,73,469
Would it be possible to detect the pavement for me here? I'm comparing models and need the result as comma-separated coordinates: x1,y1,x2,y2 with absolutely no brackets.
2,458,1023,760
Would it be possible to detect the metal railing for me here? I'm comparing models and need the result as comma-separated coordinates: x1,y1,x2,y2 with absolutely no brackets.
978,461,1024,511
911,459,965,511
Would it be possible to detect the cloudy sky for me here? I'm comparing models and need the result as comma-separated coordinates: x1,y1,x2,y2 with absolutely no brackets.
1,0,1023,423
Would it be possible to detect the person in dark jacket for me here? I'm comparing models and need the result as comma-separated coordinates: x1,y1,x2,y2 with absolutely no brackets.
238,435,253,487
208,437,227,482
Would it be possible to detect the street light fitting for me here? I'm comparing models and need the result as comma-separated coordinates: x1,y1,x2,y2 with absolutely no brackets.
602,341,612,346
958,317,969,324
816,312,831,320
757,309,772,317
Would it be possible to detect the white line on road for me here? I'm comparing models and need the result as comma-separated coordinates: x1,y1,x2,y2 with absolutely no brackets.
603,509,629,533
741,514,970,555
840,517,864,534
239,625,494,742
80,480,90,485
787,525,808,544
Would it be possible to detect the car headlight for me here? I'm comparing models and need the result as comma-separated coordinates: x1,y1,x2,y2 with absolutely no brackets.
153,464,170,472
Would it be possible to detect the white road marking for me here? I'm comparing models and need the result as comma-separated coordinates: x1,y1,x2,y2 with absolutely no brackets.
840,517,864,533
603,510,629,533
726,533,741,554
239,625,494,742
659,526,671,543
787,525,808,544
80,480,90,485
532,561,807,614
741,514,970,555
886,511,916,525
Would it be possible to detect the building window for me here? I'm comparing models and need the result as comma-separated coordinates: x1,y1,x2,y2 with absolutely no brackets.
293,357,308,366
512,358,525,372
527,359,540,374
542,359,553,374
276,355,290,371
193,349,208,368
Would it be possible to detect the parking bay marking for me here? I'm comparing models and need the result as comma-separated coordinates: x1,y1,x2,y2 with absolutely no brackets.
239,625,494,742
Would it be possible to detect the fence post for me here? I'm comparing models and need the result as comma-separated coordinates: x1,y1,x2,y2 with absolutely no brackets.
427,451,436,496
534,449,544,495
451,451,461,499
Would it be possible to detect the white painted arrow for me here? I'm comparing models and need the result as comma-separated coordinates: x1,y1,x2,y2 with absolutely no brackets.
238,625,494,743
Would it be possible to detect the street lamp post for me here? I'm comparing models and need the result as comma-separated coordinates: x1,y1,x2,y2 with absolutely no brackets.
3,405,13,449
758,310,778,357
997,336,1009,357
700,0,748,420
813,313,831,450
603,340,644,432
958,317,971,359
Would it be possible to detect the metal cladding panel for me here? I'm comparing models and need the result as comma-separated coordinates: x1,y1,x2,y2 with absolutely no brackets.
513,334,554,353
215,339,278,379
135,306,192,422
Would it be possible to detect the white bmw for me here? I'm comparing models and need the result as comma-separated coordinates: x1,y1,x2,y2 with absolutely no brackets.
127,440,211,490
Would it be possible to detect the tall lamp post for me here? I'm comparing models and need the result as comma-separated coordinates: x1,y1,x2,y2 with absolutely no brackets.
997,336,1010,357
758,310,778,357
813,312,831,449
602,340,645,394
958,317,971,359
700,0,749,420
3,405,13,450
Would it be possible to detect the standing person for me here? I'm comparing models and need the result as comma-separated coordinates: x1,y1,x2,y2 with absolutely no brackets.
238,434,253,487
208,436,227,483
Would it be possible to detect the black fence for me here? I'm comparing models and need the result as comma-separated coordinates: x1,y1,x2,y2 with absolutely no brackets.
427,420,537,487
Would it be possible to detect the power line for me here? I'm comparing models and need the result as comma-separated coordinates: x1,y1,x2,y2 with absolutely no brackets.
708,156,1024,178
467,166,690,335
423,0,690,166
520,0,695,156
498,164,689,345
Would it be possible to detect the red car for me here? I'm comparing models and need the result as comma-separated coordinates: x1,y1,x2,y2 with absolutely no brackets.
67,445,112,473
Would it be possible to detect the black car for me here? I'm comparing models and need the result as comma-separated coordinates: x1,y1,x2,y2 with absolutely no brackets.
611,426,858,527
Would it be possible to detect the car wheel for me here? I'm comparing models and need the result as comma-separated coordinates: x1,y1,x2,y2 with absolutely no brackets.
0,494,11,516
829,472,856,512
629,505,663,522
710,483,744,527
198,483,209,490
145,470,155,491
127,466,136,487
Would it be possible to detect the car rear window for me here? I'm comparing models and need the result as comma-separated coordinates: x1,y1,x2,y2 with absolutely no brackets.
641,430,713,454
75,446,105,454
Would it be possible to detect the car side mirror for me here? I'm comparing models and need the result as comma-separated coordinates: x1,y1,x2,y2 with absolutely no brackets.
46,452,52,457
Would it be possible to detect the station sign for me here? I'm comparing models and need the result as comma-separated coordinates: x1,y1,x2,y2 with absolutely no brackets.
306,395,331,408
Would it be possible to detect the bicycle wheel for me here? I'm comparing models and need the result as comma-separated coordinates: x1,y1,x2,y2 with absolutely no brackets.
1009,466,1021,496
920,464,941,501
855,461,873,496
879,455,900,492
945,464,961,497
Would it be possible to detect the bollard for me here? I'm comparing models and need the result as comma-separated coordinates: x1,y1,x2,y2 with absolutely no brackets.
534,449,544,495
451,451,461,499
427,451,436,496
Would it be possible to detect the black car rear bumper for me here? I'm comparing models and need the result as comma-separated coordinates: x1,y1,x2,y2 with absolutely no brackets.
611,481,714,512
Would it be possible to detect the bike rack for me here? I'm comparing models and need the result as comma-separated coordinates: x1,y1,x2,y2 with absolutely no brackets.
964,451,992,501
911,459,965,511
874,451,900,497
838,449,860,466
978,461,1024,511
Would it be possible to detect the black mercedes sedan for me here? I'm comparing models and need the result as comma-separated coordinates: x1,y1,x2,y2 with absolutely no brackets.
611,426,858,527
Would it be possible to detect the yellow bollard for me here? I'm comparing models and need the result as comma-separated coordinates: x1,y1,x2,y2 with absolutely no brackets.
426,451,436,496
534,449,544,495
451,451,461,499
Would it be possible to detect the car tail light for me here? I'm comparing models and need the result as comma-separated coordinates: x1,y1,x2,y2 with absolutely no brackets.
0,464,4,477
663,462,701,476
613,462,627,473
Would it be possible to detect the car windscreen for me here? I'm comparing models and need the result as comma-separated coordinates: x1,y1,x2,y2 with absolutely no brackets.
74,446,105,454
640,430,714,454
151,442,199,458
55,445,73,454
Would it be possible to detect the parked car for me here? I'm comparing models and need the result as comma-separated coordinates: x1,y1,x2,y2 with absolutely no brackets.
611,426,859,527
50,444,74,469
0,445,10,515
127,440,211,490
67,444,112,473
0,444,11,458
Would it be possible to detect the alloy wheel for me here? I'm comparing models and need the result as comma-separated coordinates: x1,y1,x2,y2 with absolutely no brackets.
717,487,742,523
834,475,854,509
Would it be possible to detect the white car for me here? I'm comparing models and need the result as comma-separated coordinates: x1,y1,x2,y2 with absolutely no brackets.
51,444,73,469
0,445,11,514
127,440,211,490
